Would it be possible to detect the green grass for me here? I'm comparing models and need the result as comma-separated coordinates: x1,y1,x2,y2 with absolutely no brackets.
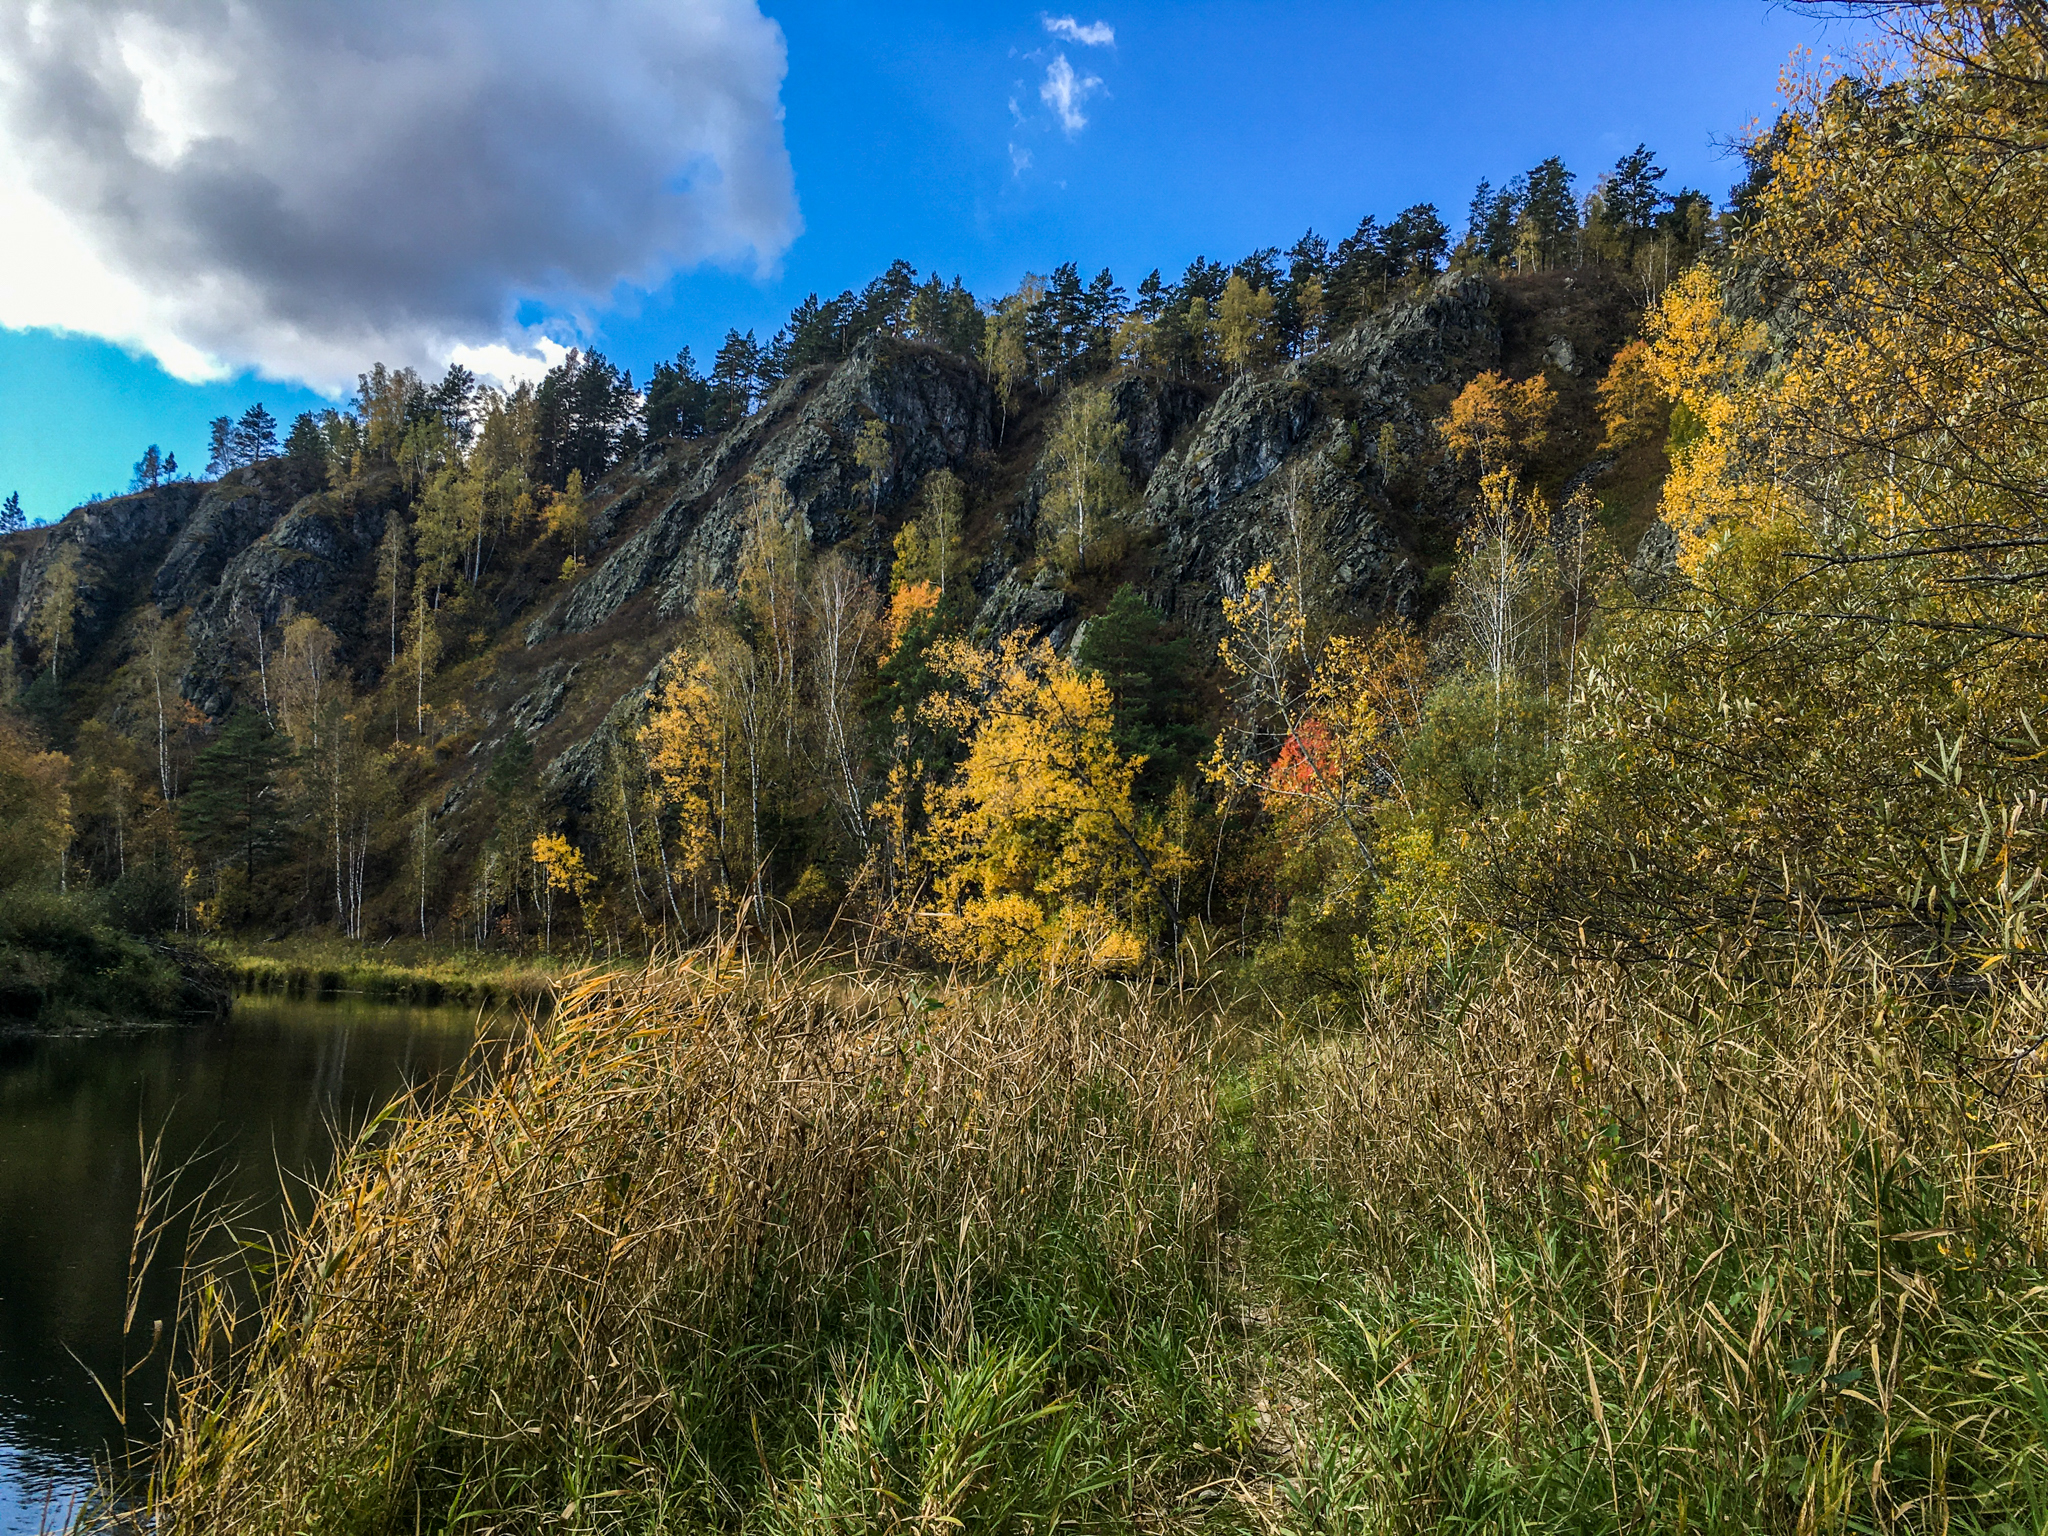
216,935,574,1009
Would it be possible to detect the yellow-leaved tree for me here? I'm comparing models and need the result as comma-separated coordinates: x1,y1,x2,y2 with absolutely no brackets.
530,831,592,952
645,652,731,918
1217,273,1277,376
1437,370,1555,478
1435,8,2048,966
918,636,1180,969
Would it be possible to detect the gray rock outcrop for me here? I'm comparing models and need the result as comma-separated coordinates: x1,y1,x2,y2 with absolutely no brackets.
548,335,997,640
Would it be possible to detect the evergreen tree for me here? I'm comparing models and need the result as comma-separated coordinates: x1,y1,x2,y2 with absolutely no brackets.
1514,157,1579,270
285,413,329,470
854,259,920,339
207,416,235,478
1603,143,1668,255
531,349,638,490
1178,256,1229,308
645,347,713,440
130,445,165,492
1133,269,1167,322
1277,232,1332,352
1464,177,1522,265
0,492,23,534
1074,584,1205,797
180,706,291,885
232,403,280,465
777,293,846,374
906,271,984,356
709,330,764,429
1382,204,1449,281
428,363,480,449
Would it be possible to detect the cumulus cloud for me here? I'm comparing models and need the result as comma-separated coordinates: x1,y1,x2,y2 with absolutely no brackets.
1042,15,1114,47
0,0,800,391
1039,54,1103,136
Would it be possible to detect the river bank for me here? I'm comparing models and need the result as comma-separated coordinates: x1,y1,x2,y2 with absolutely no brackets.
128,952,2048,1533
0,889,228,1033
219,939,570,1011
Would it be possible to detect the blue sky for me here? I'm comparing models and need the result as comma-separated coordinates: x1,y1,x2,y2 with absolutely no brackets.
0,1,1856,523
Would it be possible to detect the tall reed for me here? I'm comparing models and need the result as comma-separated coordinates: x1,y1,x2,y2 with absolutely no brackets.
142,955,1225,1532
127,946,2048,1532
1250,954,2048,1531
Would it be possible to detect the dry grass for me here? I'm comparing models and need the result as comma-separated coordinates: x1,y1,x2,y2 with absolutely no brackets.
1248,954,2048,1532
139,952,1227,1532
120,946,2048,1533
221,937,566,1009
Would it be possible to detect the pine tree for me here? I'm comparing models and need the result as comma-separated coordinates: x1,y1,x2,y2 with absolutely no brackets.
285,413,330,471
130,445,165,492
207,416,235,478
0,492,24,534
1603,143,1668,258
645,347,713,440
232,403,280,465
1074,584,1205,796
180,706,291,885
709,330,763,428
1514,157,1579,270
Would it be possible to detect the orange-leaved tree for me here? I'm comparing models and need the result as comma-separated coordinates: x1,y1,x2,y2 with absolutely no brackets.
1439,370,1555,478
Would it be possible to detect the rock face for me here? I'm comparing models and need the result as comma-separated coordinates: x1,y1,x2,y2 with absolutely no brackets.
7,462,399,718
971,571,1073,646
549,335,998,639
1107,373,1209,481
9,483,207,673
181,474,401,715
1138,273,1502,633
1142,376,1319,522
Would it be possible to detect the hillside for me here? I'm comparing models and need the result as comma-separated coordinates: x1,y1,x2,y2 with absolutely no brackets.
1,263,1662,949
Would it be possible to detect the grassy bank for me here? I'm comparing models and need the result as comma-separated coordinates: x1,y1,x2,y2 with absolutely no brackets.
132,951,2048,1532
0,888,228,1031
218,937,571,1010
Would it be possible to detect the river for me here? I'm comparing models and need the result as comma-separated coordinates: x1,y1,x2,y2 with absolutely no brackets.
0,997,489,1533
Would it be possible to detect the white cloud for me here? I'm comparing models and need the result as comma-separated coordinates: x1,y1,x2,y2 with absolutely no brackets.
1009,142,1034,176
448,338,571,390
0,0,799,392
1039,53,1103,136
1042,15,1115,47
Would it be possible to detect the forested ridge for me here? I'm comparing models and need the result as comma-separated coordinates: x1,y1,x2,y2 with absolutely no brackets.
0,126,1718,983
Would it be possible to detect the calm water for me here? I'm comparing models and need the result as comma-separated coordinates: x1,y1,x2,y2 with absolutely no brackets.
0,998,486,1533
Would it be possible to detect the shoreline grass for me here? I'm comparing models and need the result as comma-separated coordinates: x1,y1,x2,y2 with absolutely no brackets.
122,948,2048,1533
216,937,576,1010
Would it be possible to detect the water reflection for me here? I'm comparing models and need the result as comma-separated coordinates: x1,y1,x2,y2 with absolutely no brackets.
0,999,485,1532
